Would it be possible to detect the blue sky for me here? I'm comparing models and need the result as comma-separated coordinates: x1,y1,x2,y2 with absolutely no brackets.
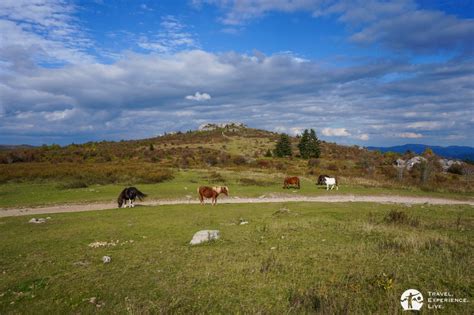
0,0,473,146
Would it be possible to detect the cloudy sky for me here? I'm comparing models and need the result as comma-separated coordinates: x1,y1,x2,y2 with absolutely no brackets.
0,0,473,146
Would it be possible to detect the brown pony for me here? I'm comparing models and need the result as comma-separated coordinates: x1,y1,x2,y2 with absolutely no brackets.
198,186,229,205
283,176,300,189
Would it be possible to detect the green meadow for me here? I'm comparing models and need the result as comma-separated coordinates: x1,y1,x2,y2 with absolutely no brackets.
1,169,473,208
0,202,472,313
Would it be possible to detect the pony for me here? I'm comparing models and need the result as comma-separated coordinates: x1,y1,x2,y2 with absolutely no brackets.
323,177,339,190
283,176,300,189
117,187,147,208
317,174,330,185
198,186,229,205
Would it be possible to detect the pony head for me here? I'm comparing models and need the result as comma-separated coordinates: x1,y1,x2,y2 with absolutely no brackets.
214,186,229,196
221,186,229,196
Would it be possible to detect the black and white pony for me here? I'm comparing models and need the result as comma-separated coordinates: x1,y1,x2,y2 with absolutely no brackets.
117,187,147,208
317,175,339,190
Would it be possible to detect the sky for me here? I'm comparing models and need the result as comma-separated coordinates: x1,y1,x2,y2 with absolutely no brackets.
0,0,473,146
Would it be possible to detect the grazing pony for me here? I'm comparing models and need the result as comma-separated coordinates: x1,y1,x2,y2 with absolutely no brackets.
117,187,147,208
283,176,300,189
317,174,330,185
198,186,229,205
323,177,339,190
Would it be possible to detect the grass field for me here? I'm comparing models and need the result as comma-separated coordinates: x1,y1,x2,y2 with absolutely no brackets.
0,202,472,313
1,169,473,208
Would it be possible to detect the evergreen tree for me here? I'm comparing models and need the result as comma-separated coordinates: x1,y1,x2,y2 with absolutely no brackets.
298,129,321,159
274,133,292,157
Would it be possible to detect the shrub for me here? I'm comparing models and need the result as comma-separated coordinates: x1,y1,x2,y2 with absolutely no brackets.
327,163,339,171
232,155,247,165
447,163,463,175
288,288,322,313
384,210,419,227
307,158,320,167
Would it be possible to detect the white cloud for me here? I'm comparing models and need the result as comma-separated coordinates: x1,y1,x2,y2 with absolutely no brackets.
185,92,212,101
355,133,369,141
0,49,472,146
397,132,423,139
137,15,198,53
0,0,94,65
406,121,443,130
322,127,351,137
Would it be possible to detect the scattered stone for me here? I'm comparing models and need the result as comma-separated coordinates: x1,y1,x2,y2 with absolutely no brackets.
190,230,220,245
239,218,249,225
102,256,111,264
46,217,52,220
28,218,46,224
271,247,276,250
89,241,117,248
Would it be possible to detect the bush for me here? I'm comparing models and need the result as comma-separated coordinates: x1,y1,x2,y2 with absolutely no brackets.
307,158,320,167
384,210,419,227
447,163,463,175
232,155,247,165
327,163,339,171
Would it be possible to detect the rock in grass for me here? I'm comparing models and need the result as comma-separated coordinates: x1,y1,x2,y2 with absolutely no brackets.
190,230,220,245
102,256,111,264
28,218,46,224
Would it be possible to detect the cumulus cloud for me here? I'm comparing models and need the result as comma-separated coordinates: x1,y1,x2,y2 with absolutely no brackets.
355,133,369,141
397,132,424,139
185,92,212,101
0,49,473,146
322,128,351,137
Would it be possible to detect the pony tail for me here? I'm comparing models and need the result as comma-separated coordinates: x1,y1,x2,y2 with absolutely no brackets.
135,189,147,201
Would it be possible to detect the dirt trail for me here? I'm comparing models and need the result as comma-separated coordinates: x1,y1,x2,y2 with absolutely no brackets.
1,195,473,218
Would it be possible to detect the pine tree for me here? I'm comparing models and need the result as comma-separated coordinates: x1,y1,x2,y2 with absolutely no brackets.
298,129,320,159
274,133,292,157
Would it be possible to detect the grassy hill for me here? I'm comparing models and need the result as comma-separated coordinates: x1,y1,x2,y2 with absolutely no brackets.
0,124,473,208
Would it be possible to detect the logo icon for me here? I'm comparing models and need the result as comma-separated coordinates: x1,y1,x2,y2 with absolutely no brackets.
401,289,423,311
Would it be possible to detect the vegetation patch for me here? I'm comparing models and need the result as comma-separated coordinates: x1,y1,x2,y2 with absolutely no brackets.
383,210,420,227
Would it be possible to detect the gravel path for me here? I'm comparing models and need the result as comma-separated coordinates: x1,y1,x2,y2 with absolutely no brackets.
1,195,473,218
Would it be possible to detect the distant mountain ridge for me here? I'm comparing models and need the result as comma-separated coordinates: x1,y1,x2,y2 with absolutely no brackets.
366,144,474,160
0,144,36,151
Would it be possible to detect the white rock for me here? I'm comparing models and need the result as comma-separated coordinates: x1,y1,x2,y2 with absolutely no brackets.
190,230,220,245
28,218,46,224
102,256,111,263
239,221,249,225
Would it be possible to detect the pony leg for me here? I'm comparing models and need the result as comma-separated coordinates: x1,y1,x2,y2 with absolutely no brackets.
131,199,134,207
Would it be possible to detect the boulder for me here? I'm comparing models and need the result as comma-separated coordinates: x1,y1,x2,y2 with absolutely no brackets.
190,230,220,245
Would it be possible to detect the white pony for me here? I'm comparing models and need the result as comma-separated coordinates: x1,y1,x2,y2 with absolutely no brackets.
324,177,338,190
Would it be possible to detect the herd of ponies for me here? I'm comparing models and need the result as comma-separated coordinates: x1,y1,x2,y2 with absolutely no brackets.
117,175,338,208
